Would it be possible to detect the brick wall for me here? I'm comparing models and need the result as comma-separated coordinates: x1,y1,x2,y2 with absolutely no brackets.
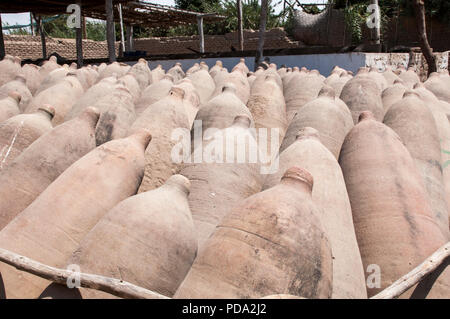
4,35,120,60
134,28,302,55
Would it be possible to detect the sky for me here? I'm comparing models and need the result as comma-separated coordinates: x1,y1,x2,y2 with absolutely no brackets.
1,0,329,31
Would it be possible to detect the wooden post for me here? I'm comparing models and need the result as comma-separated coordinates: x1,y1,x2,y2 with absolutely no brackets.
105,0,116,62
237,0,244,51
30,13,35,36
369,0,381,48
197,15,205,54
82,16,87,39
35,15,47,59
118,3,125,54
413,0,437,75
0,15,5,60
125,25,133,52
76,2,83,68
255,0,268,70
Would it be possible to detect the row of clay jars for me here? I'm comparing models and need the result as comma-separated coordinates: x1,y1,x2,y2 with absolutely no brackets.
174,167,332,299
0,130,151,299
135,75,174,117
281,85,353,160
0,104,54,171
129,87,190,193
0,74,32,112
339,111,449,298
180,115,263,252
383,92,450,239
0,92,21,123
25,73,84,125
167,62,185,83
0,108,100,231
42,175,197,299
340,68,384,124
263,127,367,299
324,69,353,97
151,64,166,83
97,61,130,80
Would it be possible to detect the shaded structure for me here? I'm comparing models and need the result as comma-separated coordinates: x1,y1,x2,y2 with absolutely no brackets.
0,1,224,64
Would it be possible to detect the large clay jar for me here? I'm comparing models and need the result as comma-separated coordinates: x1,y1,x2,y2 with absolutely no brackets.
180,115,263,252
167,62,185,83
339,111,450,298
127,58,152,90
280,86,353,159
174,79,201,129
0,107,99,231
263,128,367,299
381,80,406,115
43,174,197,299
135,75,173,117
414,83,450,219
94,85,136,146
75,66,99,91
209,60,223,78
0,75,32,112
118,73,141,104
384,92,449,238
0,130,151,299
187,69,215,104
98,61,129,80
284,70,325,122
151,64,165,83
247,73,287,143
39,56,60,80
382,66,400,86
193,84,254,146
36,67,70,94
424,72,450,104
0,92,21,123
26,75,84,125
22,63,42,95
174,166,332,299
0,55,23,86
0,104,54,170
212,68,250,105
340,72,383,124
367,67,388,91
129,87,190,193
398,67,420,89
65,76,117,121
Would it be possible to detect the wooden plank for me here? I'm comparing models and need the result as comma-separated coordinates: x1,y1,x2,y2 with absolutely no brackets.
105,0,116,62
0,247,170,299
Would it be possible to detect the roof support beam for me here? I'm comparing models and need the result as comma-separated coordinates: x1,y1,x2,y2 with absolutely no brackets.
118,3,125,55
237,0,244,51
125,25,133,51
0,14,5,60
105,0,116,62
197,15,204,54
76,2,83,68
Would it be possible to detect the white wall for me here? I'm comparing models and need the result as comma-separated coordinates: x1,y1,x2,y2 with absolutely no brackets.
143,53,367,76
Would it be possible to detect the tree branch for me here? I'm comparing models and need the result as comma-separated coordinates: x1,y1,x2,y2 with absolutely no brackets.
0,248,170,299
371,242,450,299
